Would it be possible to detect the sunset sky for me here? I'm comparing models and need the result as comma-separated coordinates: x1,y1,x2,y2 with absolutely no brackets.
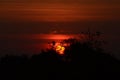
0,0,120,57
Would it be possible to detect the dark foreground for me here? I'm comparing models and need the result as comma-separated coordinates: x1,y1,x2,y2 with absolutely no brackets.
0,50,120,80
0,38,120,80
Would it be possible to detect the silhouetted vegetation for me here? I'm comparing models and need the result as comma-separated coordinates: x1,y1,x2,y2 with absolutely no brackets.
0,31,120,79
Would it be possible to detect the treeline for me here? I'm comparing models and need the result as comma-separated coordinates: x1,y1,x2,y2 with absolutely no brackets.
0,32,120,79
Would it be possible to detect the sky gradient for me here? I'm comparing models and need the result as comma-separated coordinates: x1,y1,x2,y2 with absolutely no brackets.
0,0,120,34
0,0,120,58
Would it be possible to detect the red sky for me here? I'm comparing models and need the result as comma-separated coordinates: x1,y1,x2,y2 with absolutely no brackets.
0,0,119,34
0,1,119,22
0,0,120,57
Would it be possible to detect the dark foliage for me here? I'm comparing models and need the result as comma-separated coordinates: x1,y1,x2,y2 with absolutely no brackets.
0,33,120,80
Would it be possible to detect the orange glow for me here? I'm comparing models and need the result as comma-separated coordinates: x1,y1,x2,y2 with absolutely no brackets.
49,42,66,55
55,45,65,55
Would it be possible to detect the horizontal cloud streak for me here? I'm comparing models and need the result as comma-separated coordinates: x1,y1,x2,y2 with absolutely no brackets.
0,2,119,22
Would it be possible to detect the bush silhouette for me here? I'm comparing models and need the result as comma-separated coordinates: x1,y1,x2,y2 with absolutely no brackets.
0,31,120,79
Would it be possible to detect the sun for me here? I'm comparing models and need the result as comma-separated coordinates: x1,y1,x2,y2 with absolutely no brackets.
55,45,65,55
48,41,66,55
50,42,65,55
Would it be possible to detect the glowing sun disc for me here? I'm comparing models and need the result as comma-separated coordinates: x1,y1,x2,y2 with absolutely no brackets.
55,45,65,55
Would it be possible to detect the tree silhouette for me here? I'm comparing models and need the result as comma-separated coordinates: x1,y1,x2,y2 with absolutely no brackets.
0,31,120,79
